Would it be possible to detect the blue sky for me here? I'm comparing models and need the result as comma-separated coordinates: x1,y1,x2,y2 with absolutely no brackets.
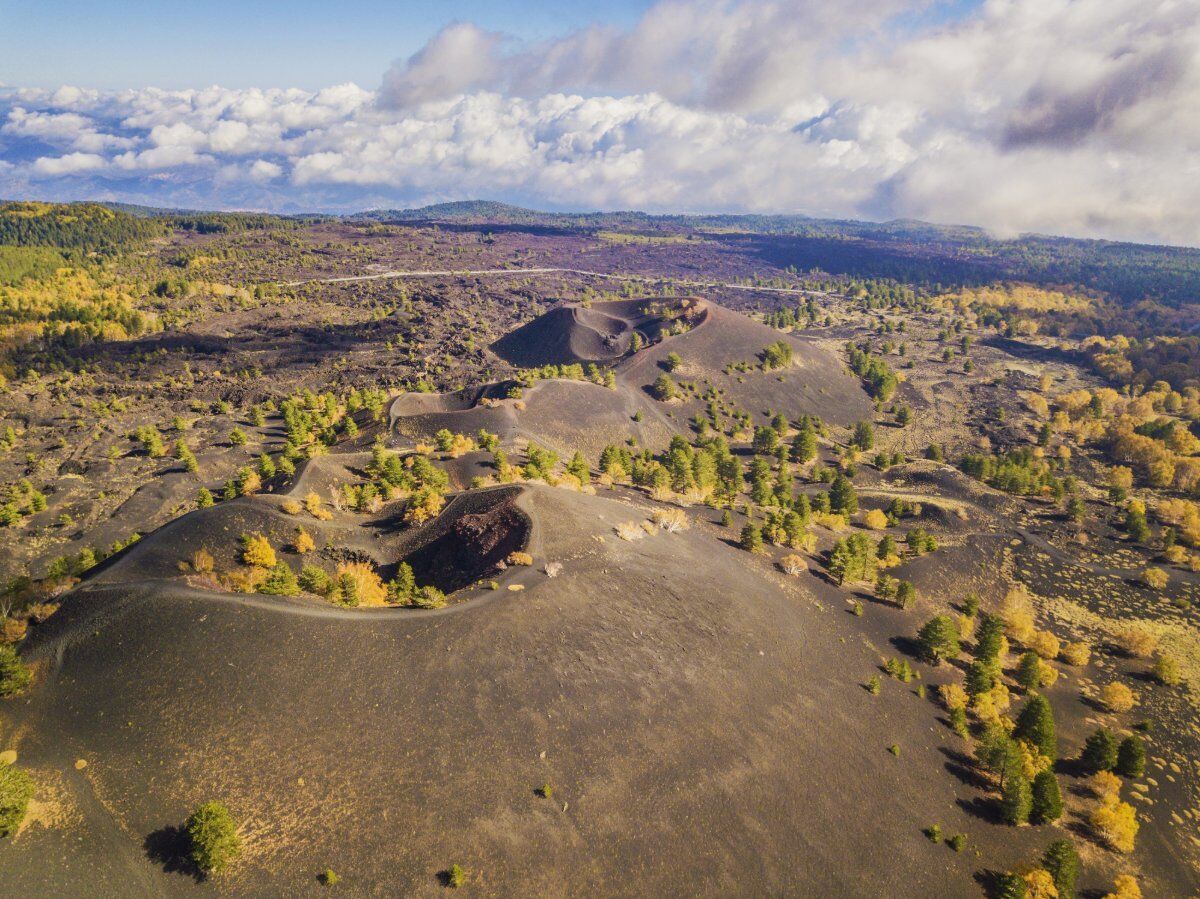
0,0,653,90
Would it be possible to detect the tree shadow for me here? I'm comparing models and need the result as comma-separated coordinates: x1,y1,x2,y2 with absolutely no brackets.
974,869,1024,898
956,795,1003,824
939,746,992,790
144,825,203,882
888,634,923,659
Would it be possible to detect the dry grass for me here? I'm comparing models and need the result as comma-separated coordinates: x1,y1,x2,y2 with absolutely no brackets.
652,508,689,533
616,521,646,541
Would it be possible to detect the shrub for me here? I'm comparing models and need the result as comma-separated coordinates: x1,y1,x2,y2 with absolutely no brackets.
1090,796,1139,852
1059,641,1090,667
1115,735,1145,778
1041,839,1079,899
506,551,533,566
652,508,689,533
229,428,248,447
191,548,215,574
241,533,276,568
446,864,466,888
1081,728,1119,773
294,528,315,554
862,508,888,529
0,761,34,837
780,554,807,575
319,868,340,886
866,675,881,695
1000,585,1036,644
917,615,960,665
1141,567,1168,590
305,491,332,521
185,800,242,875
1152,651,1180,685
1104,874,1142,899
0,645,31,697
1023,869,1059,899
946,833,966,852
1031,769,1063,824
410,586,447,609
1028,630,1060,660
1101,682,1136,713
652,374,677,401
1112,623,1157,658
616,521,645,541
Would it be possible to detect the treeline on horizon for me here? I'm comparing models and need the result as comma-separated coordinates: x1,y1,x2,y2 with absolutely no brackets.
3,197,1199,312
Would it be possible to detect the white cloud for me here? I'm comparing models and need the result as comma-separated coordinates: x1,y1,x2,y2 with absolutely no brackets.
1,0,1198,244
32,152,107,175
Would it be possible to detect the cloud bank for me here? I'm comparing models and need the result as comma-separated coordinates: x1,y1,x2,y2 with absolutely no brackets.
2,0,1199,245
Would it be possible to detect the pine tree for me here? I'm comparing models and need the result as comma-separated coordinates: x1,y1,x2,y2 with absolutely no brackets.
566,451,590,485
917,615,961,665
1115,735,1145,777
1031,769,1063,824
259,561,300,596
1001,762,1032,825
1081,727,1118,773
829,474,858,514
389,562,417,604
1041,839,1079,899
740,524,763,553
852,420,874,450
1016,650,1044,690
791,424,817,463
1014,694,1057,759
975,613,1005,662
965,659,997,697
994,873,1027,899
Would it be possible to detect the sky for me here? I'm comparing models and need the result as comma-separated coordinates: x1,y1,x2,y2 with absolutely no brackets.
2,0,1198,247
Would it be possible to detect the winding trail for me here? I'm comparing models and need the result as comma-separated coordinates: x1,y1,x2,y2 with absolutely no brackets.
281,266,826,296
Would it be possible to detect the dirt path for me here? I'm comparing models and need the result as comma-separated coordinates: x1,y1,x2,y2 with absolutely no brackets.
281,266,828,296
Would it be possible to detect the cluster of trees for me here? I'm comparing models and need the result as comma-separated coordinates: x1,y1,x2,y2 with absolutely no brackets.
847,344,898,401
516,362,616,389
364,440,450,524
760,340,793,370
0,201,162,254
762,297,819,331
0,480,47,527
599,435,744,503
0,266,160,374
959,448,1065,497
